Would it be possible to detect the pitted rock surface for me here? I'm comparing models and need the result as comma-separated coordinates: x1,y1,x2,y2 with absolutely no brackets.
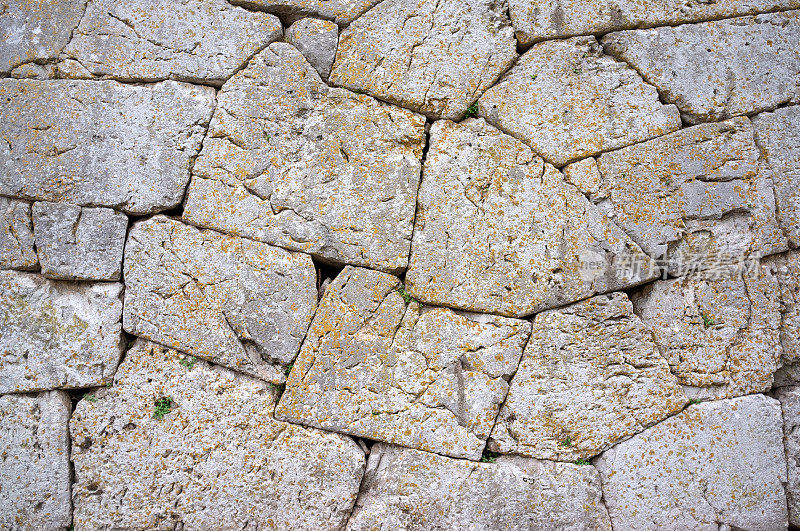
490,292,687,461
123,216,317,384
71,340,366,530
765,251,800,368
276,266,531,460
777,386,800,527
228,0,382,25
0,197,37,270
286,18,338,80
0,79,215,214
0,270,124,393
183,43,426,273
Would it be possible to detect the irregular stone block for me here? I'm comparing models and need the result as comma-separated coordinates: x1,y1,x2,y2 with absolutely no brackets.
753,105,800,246
32,202,127,281
0,271,124,393
632,266,782,400
229,0,381,25
765,251,800,368
0,79,215,214
59,0,282,85
330,0,517,120
184,43,425,273
777,386,800,527
123,216,316,383
776,363,800,387
0,197,37,270
596,394,789,530
276,266,531,460
602,12,800,124
564,118,787,273
0,0,85,74
490,292,687,461
286,18,338,80
71,340,365,530
478,36,681,166
0,391,71,531
347,443,612,530
405,119,657,318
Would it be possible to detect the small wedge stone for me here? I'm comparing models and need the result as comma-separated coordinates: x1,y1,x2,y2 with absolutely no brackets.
276,266,531,460
0,197,37,270
602,12,800,124
330,0,517,120
286,18,338,80
478,36,681,166
228,0,382,25
596,394,789,530
777,386,800,527
123,216,316,383
0,271,124,393
490,292,687,461
71,340,365,530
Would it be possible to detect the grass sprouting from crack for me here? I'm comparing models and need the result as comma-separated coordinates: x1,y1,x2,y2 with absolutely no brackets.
153,397,174,420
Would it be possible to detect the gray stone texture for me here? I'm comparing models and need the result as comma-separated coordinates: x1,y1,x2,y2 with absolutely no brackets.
765,251,800,369
228,0,382,25
286,18,338,80
777,386,800,527
0,197,37,270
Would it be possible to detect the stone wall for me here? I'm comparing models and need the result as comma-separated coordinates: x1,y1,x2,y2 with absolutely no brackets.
1,0,799,529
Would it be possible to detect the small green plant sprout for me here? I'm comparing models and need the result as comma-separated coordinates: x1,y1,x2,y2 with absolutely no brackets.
284,363,294,377
689,398,703,405
701,312,715,328
560,436,572,448
572,68,582,74
105,381,113,388
480,449,500,463
396,286,416,305
575,458,592,465
179,355,198,369
465,102,479,118
530,74,538,81
84,393,98,403
152,397,174,420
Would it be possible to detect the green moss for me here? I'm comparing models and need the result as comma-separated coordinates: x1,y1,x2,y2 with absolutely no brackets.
153,397,174,420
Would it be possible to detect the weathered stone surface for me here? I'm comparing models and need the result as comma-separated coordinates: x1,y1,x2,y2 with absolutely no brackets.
765,252,800,370
405,119,657,318
286,18,338,80
777,386,800,527
490,292,686,461
776,363,800,387
0,79,215,214
478,36,681,166
0,197,37,270
565,118,787,273
632,266,782,400
184,43,425,273
509,0,800,46
347,443,612,530
32,202,127,281
71,340,365,530
602,12,800,124
59,0,282,85
0,0,86,74
753,105,800,246
0,271,124,393
0,391,71,531
276,266,531,460
123,216,316,383
330,0,517,120
229,0,381,25
596,394,788,530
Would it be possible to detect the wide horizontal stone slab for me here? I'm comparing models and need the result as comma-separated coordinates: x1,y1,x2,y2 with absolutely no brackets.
229,0,381,25
71,340,365,530
276,266,531,460
59,0,282,85
0,79,215,214
0,197,37,270
596,394,788,530
347,443,612,530
184,43,426,273
602,11,800,124
123,216,317,383
0,391,71,531
329,0,517,120
478,36,681,166
490,292,686,461
405,118,657,318
0,270,124,393
777,386,800,527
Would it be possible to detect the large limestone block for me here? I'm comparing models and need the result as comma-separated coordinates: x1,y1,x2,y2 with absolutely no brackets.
0,271,124,393
329,0,517,120
123,216,316,383
347,443,612,530
229,0,381,25
183,43,425,273
0,391,71,531
596,395,789,530
59,0,282,85
71,340,365,530
777,386,800,527
765,251,800,367
632,266,782,400
405,119,657,318
0,197,37,270
276,266,531,460
509,0,800,46
286,18,338,80
753,105,800,246
602,12,800,124
478,36,681,166
565,118,787,273
0,79,215,214
490,292,687,462
0,0,85,74
32,202,127,281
